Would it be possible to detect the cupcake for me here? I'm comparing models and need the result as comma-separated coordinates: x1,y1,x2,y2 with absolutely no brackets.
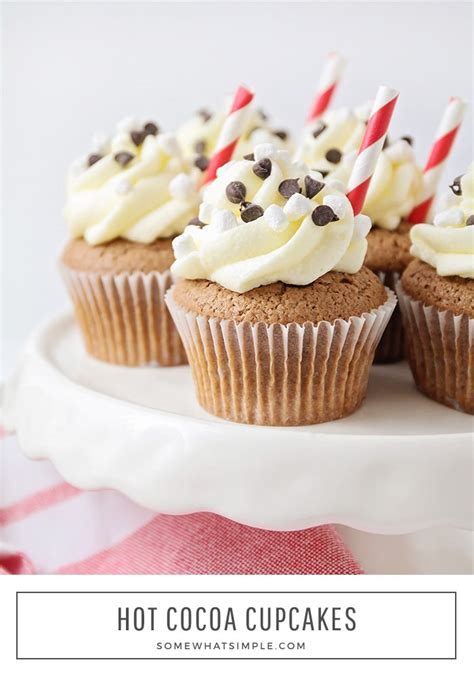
397,165,474,414
166,144,396,426
301,104,423,363
177,103,292,164
61,117,202,366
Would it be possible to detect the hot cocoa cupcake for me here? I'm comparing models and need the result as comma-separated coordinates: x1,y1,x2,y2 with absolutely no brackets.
61,117,202,366
166,144,396,426
397,165,474,413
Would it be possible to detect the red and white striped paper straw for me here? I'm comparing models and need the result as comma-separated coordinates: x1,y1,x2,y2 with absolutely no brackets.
408,97,467,224
203,85,254,185
346,85,399,215
306,52,346,123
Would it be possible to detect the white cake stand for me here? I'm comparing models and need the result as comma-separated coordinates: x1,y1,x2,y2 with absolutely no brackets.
2,312,473,535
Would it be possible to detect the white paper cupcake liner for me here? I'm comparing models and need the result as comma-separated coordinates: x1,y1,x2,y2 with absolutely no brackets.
396,280,474,414
373,270,404,363
166,287,397,426
62,265,187,366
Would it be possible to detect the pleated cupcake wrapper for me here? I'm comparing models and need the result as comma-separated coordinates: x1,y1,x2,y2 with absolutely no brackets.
373,270,404,364
61,265,187,366
396,281,474,414
166,288,397,426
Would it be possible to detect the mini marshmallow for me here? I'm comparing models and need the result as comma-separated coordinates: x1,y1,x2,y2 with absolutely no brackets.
434,207,465,228
293,160,310,174
323,195,347,219
354,214,372,239
158,133,181,157
254,143,277,162
114,178,132,195
198,201,214,224
172,232,197,258
264,204,289,232
169,173,195,201
308,169,325,182
283,193,312,220
250,128,274,145
325,179,346,194
117,116,141,134
385,139,414,164
211,209,238,233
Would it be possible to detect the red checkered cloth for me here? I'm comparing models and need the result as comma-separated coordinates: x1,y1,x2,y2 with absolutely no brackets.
0,431,362,575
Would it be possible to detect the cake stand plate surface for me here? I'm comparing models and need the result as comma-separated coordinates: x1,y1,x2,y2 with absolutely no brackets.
3,313,473,534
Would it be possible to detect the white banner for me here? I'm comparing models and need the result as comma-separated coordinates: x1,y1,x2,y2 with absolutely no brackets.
16,589,455,660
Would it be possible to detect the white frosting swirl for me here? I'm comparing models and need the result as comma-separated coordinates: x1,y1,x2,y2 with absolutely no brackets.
177,104,292,160
171,144,371,293
64,119,201,245
301,104,423,230
410,164,474,278
300,105,367,174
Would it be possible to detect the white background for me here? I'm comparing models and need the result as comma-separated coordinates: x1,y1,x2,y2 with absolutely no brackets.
1,0,473,372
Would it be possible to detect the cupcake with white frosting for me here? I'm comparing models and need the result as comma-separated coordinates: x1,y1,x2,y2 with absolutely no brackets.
61,117,202,366
166,144,396,426
301,104,423,362
397,165,474,413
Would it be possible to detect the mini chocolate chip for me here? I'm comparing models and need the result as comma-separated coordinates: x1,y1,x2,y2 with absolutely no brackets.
278,178,301,198
197,108,212,122
325,148,342,164
273,129,288,141
304,175,324,199
466,215,474,226
188,217,205,227
87,153,103,167
243,153,255,161
450,175,463,196
252,158,272,180
143,121,159,136
130,130,145,146
194,155,209,171
194,139,206,153
114,151,135,167
241,203,264,223
401,135,413,146
225,181,247,204
311,205,339,226
312,121,327,139
383,136,390,150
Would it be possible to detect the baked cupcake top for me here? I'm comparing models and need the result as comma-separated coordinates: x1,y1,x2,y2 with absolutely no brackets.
177,105,292,162
171,143,371,293
64,117,202,245
410,164,474,278
301,104,423,231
